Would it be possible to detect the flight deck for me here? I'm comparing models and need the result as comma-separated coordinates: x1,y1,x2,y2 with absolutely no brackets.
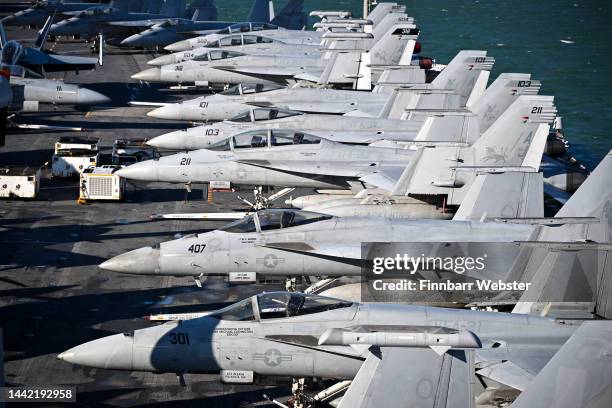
0,26,295,407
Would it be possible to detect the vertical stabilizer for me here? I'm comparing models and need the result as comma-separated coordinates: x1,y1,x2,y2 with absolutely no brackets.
431,51,494,105
511,151,612,318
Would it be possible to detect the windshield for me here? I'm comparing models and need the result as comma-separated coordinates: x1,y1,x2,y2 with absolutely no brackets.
218,210,332,233
207,138,231,151
218,35,243,47
252,22,278,31
233,130,269,149
257,293,352,319
253,108,302,122
209,298,255,321
229,110,252,122
220,83,282,96
218,214,257,232
271,130,321,146
243,35,274,44
193,53,209,62
257,209,332,231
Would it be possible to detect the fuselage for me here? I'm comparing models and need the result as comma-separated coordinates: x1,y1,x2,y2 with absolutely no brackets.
147,112,425,150
58,296,576,381
148,87,391,122
100,214,536,278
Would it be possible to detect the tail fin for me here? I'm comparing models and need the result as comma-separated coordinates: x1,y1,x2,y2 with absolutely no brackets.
35,11,56,51
247,0,271,23
370,13,413,41
470,73,541,133
271,0,307,30
390,95,555,205
431,50,495,105
511,321,612,408
367,3,405,26
511,150,612,318
453,172,543,221
472,95,555,168
368,22,420,66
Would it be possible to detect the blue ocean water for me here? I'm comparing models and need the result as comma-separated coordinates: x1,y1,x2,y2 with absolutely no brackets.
219,0,612,168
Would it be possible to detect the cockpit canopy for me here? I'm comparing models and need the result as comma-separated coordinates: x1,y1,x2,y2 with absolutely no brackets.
208,292,353,321
229,108,303,123
81,6,115,17
207,129,322,152
218,209,332,233
207,34,275,48
192,49,245,62
217,22,278,35
220,83,283,96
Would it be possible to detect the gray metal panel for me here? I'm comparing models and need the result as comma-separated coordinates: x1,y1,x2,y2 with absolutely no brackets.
338,347,474,408
511,321,612,408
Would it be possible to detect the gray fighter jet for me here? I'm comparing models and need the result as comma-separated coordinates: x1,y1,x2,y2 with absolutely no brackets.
144,49,495,123
116,94,553,194
146,33,323,67
101,112,561,285
120,0,307,48
131,16,422,87
148,8,409,66
8,67,111,108
63,159,611,407
56,291,595,407
164,1,405,52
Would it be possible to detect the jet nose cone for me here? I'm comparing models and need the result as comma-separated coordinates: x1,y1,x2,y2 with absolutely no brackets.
76,88,112,105
114,160,159,181
58,333,134,370
147,105,179,120
148,54,175,66
131,67,162,82
120,34,142,47
146,130,188,150
164,41,191,52
99,247,160,274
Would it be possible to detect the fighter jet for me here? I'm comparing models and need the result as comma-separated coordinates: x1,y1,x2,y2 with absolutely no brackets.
8,66,111,108
149,10,390,66
145,49,494,123
120,0,307,48
164,1,406,52
161,22,323,55
118,95,552,196
146,64,540,156
101,108,558,286
0,17,98,73
55,291,586,407
131,16,423,87
1,0,105,27
47,0,218,42
146,33,323,67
